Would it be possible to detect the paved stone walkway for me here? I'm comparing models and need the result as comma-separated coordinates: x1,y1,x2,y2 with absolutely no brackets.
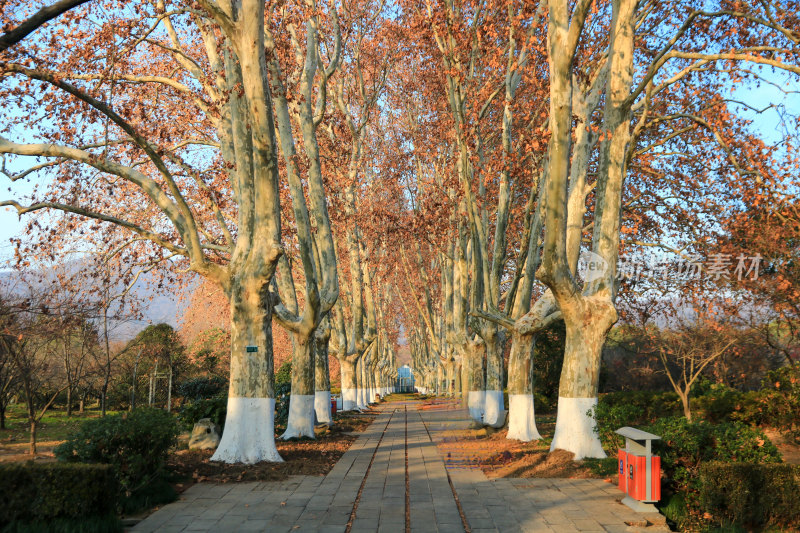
133,401,669,532
420,405,669,533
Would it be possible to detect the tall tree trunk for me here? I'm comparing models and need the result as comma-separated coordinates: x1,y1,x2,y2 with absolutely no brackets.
679,390,692,421
0,403,5,429
359,353,370,407
506,330,542,441
282,331,316,439
340,357,358,410
454,360,462,398
549,298,615,459
482,329,505,428
314,327,332,426
464,340,486,422
212,282,282,463
445,356,455,397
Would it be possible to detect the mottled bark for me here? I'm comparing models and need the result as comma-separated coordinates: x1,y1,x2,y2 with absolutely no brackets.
558,299,616,400
227,283,276,400
281,332,315,439
314,327,331,394
464,339,486,422
340,357,358,410
507,331,534,396
212,276,283,464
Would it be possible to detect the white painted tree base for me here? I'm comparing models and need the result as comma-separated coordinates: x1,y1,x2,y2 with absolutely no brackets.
211,397,283,463
550,396,606,459
483,390,506,428
314,391,332,425
356,388,368,410
467,390,485,422
506,394,542,441
281,394,315,440
342,388,357,411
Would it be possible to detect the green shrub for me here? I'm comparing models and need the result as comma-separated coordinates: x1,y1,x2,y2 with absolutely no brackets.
54,407,179,513
533,391,554,413
699,462,800,529
728,390,770,426
592,401,642,451
690,366,800,442
0,463,119,529
177,377,227,402
592,391,681,451
692,382,744,423
276,361,292,386
178,395,227,429
759,365,800,443
643,417,780,530
646,417,780,478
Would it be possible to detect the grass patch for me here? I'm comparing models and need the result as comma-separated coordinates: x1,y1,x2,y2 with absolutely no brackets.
659,492,687,531
583,456,618,477
1,405,123,445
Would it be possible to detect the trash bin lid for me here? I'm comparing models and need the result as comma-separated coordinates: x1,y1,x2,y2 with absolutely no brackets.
615,426,660,441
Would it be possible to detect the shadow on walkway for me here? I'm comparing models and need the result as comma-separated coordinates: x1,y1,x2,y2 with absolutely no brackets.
133,400,670,533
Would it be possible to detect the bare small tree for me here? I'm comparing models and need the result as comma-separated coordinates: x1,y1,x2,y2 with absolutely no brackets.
53,314,97,417
0,330,19,429
653,319,736,421
0,273,102,453
0,298,68,454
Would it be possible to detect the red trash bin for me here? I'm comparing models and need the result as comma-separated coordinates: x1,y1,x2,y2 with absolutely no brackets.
330,398,337,416
616,427,661,504
628,453,661,502
618,448,660,502
617,448,627,493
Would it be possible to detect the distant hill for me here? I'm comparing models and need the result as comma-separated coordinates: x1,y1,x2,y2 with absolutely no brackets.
0,263,193,342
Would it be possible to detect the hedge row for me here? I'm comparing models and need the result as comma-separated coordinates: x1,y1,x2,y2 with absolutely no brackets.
0,463,119,528
54,407,179,514
699,462,800,529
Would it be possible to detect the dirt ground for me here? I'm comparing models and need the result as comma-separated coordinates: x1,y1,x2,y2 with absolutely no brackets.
764,428,800,465
423,398,613,481
167,410,378,493
0,441,61,463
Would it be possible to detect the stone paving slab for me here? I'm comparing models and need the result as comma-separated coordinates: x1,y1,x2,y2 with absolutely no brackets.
419,404,670,533
134,400,670,533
